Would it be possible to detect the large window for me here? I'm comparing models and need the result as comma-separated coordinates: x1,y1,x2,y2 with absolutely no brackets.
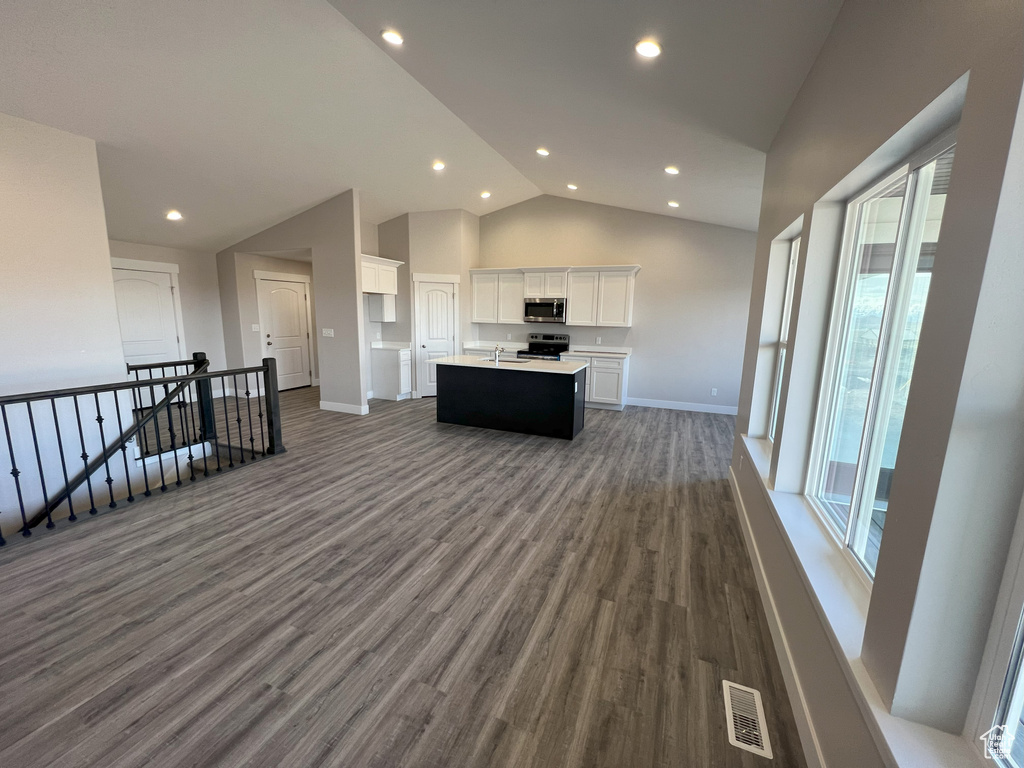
810,143,955,576
768,237,800,442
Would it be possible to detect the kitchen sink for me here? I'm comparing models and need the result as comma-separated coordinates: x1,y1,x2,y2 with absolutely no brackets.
478,357,532,364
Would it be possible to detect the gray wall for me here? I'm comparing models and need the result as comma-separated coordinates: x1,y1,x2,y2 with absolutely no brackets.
109,240,228,370
731,0,1024,762
0,112,125,394
378,214,412,345
217,191,364,411
361,220,379,257
478,195,755,409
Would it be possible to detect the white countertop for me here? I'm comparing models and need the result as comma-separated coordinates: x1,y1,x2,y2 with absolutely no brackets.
467,340,631,359
371,341,411,351
430,355,587,375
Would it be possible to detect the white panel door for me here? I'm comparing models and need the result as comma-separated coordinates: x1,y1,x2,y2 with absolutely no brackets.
113,269,181,366
497,272,525,324
257,279,311,391
416,282,456,397
597,272,633,326
471,273,499,323
566,271,599,326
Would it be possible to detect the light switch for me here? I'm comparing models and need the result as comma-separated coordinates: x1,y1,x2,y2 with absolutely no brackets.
322,328,335,338
596,336,602,345
251,324,260,332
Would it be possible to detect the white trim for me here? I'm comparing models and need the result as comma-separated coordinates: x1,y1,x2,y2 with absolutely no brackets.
362,254,404,267
320,400,369,416
625,397,738,415
312,377,320,386
112,260,187,359
253,269,310,283
366,390,374,399
412,390,421,399
111,257,179,274
412,272,461,284
396,392,411,401
730,464,827,768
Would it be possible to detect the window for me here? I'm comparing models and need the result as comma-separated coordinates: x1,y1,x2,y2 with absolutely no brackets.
989,610,1024,765
768,237,800,442
810,142,955,576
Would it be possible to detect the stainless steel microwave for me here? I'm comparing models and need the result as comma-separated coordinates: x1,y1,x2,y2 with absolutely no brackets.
524,298,566,323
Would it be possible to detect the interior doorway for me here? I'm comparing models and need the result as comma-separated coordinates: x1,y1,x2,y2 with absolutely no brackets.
111,259,186,366
255,273,313,391
413,277,458,398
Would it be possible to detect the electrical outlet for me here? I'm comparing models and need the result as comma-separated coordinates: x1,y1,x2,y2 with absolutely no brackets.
506,333,512,341
596,336,602,344
711,388,718,397
251,324,260,332
322,328,334,338
376,331,381,340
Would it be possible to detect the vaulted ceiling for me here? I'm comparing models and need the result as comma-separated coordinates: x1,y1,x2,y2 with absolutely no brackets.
0,0,842,251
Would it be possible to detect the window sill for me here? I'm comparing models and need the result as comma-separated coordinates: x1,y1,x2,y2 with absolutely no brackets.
737,435,986,768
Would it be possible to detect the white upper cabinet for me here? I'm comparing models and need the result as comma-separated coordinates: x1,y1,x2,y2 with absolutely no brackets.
523,269,568,298
472,266,639,327
361,255,403,296
471,272,499,324
597,271,634,327
497,272,525,324
566,271,599,326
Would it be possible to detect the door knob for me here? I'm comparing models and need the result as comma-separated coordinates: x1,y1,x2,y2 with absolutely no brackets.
421,344,426,348
267,341,273,346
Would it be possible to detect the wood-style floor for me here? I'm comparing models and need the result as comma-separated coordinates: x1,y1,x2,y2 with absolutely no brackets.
0,387,806,767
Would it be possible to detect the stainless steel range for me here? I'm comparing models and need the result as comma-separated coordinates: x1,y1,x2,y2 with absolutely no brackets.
517,333,569,361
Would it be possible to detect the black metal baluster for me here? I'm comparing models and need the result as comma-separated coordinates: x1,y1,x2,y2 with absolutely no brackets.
177,380,195,482
72,396,98,515
148,384,168,492
2,404,30,537
232,375,246,464
50,398,76,522
243,374,256,460
162,383,182,487
184,377,208,477
220,377,234,468
25,402,55,529
112,392,135,503
255,374,267,457
133,370,151,456
93,393,117,508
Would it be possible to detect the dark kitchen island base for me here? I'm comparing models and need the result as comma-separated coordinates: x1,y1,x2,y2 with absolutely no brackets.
436,364,586,440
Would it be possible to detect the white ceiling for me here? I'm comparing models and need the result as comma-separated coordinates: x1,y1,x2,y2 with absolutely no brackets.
0,0,842,252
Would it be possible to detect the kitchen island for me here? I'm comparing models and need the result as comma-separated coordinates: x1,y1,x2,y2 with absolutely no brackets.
431,355,587,440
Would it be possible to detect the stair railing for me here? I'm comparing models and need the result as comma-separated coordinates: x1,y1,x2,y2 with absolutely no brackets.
0,355,284,544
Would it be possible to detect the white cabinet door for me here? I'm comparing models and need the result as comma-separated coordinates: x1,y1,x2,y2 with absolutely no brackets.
361,261,379,293
590,367,623,403
523,272,545,298
471,273,499,323
566,272,599,326
400,355,412,394
544,272,568,297
497,272,525,324
597,272,633,327
378,264,399,295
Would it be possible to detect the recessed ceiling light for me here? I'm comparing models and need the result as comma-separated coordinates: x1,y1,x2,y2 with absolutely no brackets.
166,210,183,221
536,148,550,157
668,201,679,208
567,184,578,190
381,29,403,46
480,191,491,198
635,39,661,58
432,161,445,171
665,166,679,175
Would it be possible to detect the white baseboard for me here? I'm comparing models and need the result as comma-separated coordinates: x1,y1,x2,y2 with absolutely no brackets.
397,392,411,401
585,402,625,411
366,390,374,399
312,377,320,386
728,466,826,768
626,397,738,415
320,400,369,416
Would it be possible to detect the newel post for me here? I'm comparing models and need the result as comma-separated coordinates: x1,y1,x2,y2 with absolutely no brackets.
193,352,217,440
262,357,285,454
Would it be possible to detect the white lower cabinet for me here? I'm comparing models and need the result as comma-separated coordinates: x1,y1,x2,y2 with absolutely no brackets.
560,354,629,410
370,347,412,400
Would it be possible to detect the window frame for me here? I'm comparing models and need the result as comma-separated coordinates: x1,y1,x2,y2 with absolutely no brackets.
806,129,957,579
767,236,800,444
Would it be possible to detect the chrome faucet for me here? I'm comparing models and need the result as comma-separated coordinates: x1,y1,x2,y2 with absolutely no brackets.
493,345,505,364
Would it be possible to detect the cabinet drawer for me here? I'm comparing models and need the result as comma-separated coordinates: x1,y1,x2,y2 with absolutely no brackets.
592,357,623,369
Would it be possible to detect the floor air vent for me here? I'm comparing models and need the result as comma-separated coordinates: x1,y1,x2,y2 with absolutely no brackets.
722,680,773,759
